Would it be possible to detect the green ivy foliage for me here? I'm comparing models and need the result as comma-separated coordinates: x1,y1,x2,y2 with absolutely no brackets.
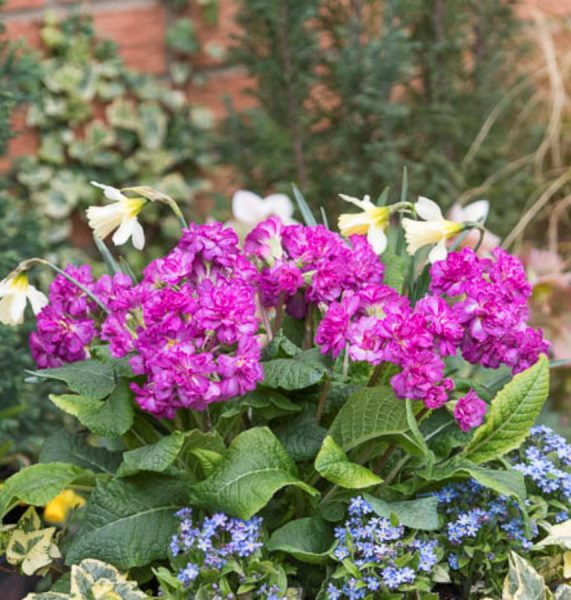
221,0,543,236
6,11,214,252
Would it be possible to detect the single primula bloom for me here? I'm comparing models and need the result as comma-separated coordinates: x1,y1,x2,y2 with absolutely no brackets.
402,196,464,263
0,271,47,326
232,190,295,227
448,199,500,254
87,181,146,250
44,489,86,523
338,194,390,254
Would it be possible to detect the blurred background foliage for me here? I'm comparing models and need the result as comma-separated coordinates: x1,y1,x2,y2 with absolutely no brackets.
221,0,569,242
0,0,569,461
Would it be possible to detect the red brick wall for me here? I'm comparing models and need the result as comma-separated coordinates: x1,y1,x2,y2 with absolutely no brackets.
0,0,256,165
1,0,570,165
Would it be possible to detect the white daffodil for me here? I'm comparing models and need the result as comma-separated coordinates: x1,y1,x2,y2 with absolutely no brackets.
448,200,500,254
338,194,391,255
87,182,146,250
402,196,464,263
0,272,47,326
232,190,296,227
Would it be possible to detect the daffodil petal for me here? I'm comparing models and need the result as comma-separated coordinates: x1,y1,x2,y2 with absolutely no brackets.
0,296,17,325
416,196,443,221
9,290,26,324
428,239,448,263
232,190,267,224
461,199,490,223
367,224,388,255
338,194,375,212
131,219,146,250
112,219,136,247
90,181,126,202
28,286,48,315
86,205,124,240
265,194,294,220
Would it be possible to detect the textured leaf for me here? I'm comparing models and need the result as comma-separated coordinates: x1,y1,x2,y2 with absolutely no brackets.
263,357,326,391
0,463,89,518
362,494,440,531
267,517,334,564
464,356,549,464
424,458,527,501
50,380,134,437
315,437,382,489
328,386,421,453
40,431,122,475
503,552,546,600
188,428,318,519
118,432,185,477
276,415,326,461
65,476,188,569
29,360,116,400
382,247,408,293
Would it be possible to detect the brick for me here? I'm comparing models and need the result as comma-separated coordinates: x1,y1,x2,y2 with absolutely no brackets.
189,0,241,68
93,4,167,75
187,68,256,120
0,106,38,172
2,0,44,10
4,19,42,49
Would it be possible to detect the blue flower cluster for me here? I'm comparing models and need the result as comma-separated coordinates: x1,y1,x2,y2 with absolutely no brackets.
434,479,535,572
327,497,440,598
513,425,571,509
170,508,264,587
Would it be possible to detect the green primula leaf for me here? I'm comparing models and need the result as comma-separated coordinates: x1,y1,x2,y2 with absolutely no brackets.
187,428,319,519
382,246,408,293
263,355,327,391
362,494,440,531
40,431,122,475
187,448,223,477
117,432,186,477
328,386,423,454
503,552,547,600
50,379,134,438
315,437,382,489
28,359,117,400
0,463,90,518
65,476,188,569
276,414,326,462
464,355,549,464
423,458,527,501
267,517,335,564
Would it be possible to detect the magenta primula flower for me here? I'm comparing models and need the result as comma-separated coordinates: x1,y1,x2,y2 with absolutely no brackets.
454,390,487,432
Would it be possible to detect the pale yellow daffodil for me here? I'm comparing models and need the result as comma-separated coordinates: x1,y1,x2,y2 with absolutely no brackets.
402,196,464,263
338,194,391,255
87,182,146,250
0,271,47,326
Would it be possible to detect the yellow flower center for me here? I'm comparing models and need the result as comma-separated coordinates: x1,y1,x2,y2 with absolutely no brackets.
123,197,146,218
10,273,29,293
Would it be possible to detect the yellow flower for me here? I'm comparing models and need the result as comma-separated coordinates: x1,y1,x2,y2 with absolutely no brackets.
0,272,47,326
338,194,390,254
87,182,146,250
402,196,464,263
44,489,86,523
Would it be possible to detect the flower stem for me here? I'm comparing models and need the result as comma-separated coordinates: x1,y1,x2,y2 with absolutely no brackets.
315,376,331,424
303,303,314,349
273,292,285,334
368,363,383,387
374,442,396,475
20,258,109,313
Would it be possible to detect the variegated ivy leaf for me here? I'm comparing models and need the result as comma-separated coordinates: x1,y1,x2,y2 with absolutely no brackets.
6,525,61,576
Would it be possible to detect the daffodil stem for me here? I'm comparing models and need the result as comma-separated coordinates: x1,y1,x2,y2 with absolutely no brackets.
29,259,109,314
166,200,188,230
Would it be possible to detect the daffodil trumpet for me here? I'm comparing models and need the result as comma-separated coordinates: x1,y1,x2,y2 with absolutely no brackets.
338,193,413,255
121,185,188,229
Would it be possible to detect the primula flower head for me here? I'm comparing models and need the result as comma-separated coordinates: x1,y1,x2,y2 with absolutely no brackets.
453,390,487,432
